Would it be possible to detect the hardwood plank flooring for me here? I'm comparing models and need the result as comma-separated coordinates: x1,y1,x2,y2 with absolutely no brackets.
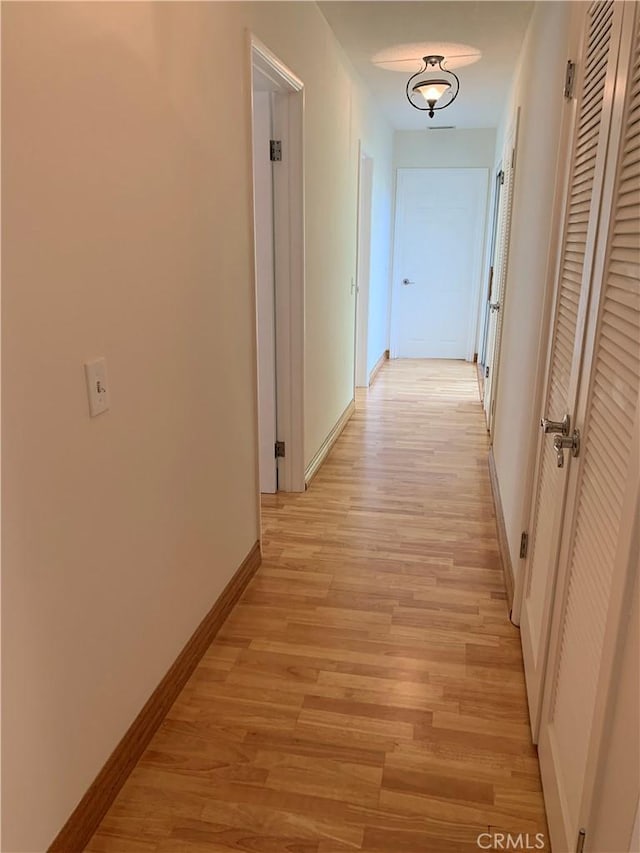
88,360,548,852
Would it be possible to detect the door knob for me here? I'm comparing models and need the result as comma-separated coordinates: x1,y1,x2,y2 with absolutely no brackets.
541,414,570,435
402,278,414,286
553,430,580,468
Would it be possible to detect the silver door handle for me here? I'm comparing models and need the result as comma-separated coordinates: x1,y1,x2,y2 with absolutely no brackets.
541,414,570,435
402,278,414,286
553,430,580,467
489,302,501,312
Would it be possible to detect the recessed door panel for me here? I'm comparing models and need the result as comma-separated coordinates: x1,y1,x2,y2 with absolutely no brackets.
391,168,488,360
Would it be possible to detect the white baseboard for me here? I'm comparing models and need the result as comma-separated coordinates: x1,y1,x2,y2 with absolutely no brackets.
305,399,355,486
368,349,389,386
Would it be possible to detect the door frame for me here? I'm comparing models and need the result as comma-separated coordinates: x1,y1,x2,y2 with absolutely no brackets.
354,146,373,388
251,88,278,493
249,35,305,493
477,164,504,400
389,167,488,362
483,109,519,432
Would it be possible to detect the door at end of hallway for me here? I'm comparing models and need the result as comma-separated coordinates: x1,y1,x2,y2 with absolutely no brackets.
391,167,489,360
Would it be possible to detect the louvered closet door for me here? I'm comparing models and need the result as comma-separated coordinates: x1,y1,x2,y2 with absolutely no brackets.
519,0,624,736
484,117,517,431
538,7,639,849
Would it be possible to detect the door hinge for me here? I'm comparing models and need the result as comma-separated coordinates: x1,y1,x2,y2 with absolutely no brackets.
520,531,529,559
275,440,285,458
511,147,516,169
270,139,282,162
564,60,576,99
499,169,505,186
576,828,586,853
485,365,489,378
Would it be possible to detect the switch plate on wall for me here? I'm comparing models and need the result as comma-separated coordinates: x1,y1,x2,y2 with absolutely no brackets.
84,358,110,417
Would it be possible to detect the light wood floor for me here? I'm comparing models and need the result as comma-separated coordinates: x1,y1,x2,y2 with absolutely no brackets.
88,360,547,853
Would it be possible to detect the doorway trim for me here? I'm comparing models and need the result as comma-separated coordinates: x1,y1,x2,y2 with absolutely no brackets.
483,109,520,432
250,35,305,493
355,146,373,388
477,163,504,401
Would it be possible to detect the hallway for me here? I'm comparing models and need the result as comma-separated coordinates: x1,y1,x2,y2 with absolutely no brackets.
88,361,547,852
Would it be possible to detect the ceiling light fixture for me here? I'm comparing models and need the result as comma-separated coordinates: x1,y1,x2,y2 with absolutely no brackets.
406,55,459,117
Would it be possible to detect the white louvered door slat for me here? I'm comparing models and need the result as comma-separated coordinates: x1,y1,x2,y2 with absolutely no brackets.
538,5,639,850
519,0,623,737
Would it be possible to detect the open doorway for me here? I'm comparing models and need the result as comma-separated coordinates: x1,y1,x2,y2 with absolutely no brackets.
252,87,277,493
354,148,373,388
483,111,520,432
250,37,305,494
477,165,504,404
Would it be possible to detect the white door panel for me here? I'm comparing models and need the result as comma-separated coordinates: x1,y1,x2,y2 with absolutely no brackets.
355,151,373,388
252,91,277,494
484,115,518,431
520,0,621,736
518,3,639,850
478,168,504,403
538,6,639,849
391,168,488,360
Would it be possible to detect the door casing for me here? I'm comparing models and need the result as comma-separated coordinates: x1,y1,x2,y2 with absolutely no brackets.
250,36,305,495
478,165,504,402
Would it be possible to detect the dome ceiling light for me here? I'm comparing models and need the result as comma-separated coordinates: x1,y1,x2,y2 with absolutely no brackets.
406,55,460,117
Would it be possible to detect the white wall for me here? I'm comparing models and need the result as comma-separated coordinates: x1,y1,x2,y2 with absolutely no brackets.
352,102,394,377
490,1,573,578
367,161,393,377
1,2,393,849
394,128,497,170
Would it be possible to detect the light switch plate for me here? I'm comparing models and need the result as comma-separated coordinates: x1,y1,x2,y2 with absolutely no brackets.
84,358,110,417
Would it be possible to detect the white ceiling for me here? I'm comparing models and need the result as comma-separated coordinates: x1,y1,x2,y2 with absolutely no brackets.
318,1,534,130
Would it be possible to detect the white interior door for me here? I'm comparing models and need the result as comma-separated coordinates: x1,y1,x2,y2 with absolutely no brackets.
355,151,373,388
537,7,639,849
478,167,504,402
587,568,640,853
252,90,277,494
519,0,623,737
482,166,506,421
391,168,488,360
484,115,518,431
